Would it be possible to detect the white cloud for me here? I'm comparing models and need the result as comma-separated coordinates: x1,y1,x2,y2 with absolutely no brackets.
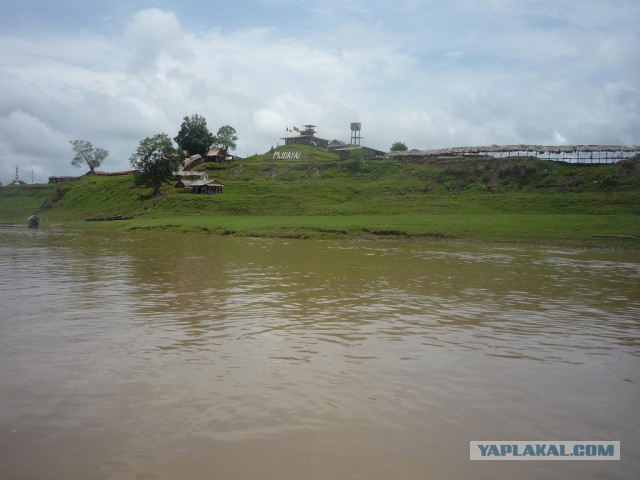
0,2,639,184
120,8,188,72
0,110,69,182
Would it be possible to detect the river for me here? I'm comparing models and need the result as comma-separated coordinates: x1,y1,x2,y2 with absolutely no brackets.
1,228,638,479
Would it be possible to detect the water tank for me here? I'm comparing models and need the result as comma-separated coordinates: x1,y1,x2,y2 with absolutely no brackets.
350,122,361,131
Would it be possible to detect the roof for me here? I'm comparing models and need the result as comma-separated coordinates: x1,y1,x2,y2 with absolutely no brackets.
175,171,208,178
388,144,640,157
333,145,361,151
181,179,224,187
207,148,225,156
93,170,137,176
182,154,203,170
333,144,386,154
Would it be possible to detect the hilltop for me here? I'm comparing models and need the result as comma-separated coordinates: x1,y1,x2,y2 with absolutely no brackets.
1,145,639,246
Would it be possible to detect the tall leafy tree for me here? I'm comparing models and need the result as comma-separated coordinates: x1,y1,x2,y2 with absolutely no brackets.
213,125,238,151
390,141,408,152
129,134,182,195
174,114,215,156
69,140,109,172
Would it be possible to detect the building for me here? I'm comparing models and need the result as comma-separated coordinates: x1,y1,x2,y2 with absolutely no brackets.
327,123,385,159
386,145,640,164
206,147,234,162
94,170,137,176
329,144,386,160
181,179,224,194
49,170,136,183
281,123,384,159
182,154,205,171
282,125,330,148
174,165,224,194
48,176,79,183
176,173,224,194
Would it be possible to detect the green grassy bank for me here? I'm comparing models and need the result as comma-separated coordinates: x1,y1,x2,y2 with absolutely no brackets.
0,183,57,224
2,145,639,247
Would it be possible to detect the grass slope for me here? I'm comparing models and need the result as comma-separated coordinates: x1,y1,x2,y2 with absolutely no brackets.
2,146,639,246
0,183,57,224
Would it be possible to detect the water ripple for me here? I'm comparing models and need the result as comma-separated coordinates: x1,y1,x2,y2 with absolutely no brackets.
2,230,639,480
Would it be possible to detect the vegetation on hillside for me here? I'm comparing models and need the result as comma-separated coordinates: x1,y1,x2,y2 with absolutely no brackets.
130,134,183,195
174,113,238,155
390,141,408,152
69,139,109,173
1,146,639,246
0,183,57,224
174,114,216,157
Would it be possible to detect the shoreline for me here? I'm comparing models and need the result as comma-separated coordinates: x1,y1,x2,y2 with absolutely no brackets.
23,213,640,251
2,153,638,251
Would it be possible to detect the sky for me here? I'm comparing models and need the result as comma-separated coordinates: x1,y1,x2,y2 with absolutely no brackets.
0,0,639,184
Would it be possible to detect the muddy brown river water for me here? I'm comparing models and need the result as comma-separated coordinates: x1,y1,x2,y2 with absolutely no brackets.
1,228,638,479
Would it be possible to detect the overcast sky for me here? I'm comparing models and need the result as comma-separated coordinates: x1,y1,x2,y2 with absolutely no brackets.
1,0,638,183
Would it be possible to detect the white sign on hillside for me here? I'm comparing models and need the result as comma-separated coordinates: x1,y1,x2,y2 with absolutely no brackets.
273,151,302,159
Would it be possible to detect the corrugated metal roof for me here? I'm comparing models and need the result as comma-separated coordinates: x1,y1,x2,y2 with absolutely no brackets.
182,179,224,187
388,144,640,157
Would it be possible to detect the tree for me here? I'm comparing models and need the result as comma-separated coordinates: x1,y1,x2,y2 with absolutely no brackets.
213,125,238,151
69,140,109,172
390,141,408,152
129,133,182,195
174,114,215,156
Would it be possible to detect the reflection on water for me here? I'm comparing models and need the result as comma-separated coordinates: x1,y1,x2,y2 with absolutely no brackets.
1,228,638,479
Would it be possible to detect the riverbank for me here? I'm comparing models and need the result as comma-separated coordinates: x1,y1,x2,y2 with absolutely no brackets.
119,213,638,249
2,147,639,248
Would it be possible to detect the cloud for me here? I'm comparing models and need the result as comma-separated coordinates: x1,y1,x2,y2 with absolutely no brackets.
121,8,188,72
0,110,68,183
0,2,638,184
